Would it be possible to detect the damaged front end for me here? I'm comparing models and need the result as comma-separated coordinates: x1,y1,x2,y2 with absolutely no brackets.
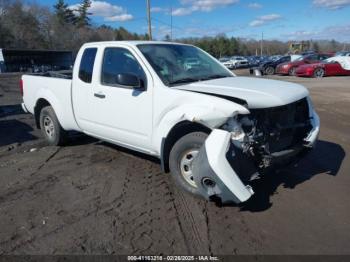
192,97,320,204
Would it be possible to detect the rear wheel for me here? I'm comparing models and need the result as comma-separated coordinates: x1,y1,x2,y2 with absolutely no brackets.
39,106,67,146
265,66,275,75
289,67,296,76
313,68,325,78
169,132,208,196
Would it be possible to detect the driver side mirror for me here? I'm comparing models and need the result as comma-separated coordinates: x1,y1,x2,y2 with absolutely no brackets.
116,73,144,90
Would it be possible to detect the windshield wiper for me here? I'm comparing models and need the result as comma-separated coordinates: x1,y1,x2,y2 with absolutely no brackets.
169,77,200,86
169,75,230,86
200,74,231,81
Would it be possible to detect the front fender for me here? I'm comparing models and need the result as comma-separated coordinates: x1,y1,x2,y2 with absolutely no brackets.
153,100,249,154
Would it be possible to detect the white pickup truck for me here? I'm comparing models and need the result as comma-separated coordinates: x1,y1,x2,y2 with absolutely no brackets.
21,41,320,204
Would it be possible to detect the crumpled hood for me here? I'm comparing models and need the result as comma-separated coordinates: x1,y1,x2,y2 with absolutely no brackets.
173,77,309,109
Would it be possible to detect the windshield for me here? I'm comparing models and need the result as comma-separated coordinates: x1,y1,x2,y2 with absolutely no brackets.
324,57,337,63
137,44,232,86
295,56,305,62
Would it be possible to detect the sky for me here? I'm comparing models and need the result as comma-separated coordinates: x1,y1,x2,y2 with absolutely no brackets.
41,0,350,42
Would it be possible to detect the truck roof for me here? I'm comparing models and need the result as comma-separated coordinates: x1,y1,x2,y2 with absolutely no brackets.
83,41,191,48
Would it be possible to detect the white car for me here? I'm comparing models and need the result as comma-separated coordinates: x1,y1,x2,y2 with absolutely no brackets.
230,56,249,68
219,57,234,69
291,54,303,61
21,41,319,204
336,51,350,57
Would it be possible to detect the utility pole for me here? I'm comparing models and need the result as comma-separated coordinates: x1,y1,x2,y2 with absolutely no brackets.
260,32,263,56
146,0,152,40
170,6,173,40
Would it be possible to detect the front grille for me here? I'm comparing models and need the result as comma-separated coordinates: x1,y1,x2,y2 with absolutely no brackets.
249,98,312,152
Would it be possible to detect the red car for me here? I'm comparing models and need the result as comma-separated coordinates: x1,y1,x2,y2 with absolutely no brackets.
296,58,350,78
276,53,333,76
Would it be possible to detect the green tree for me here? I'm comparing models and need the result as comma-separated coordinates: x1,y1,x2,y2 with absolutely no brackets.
0,19,14,47
313,42,320,52
330,39,337,52
54,0,76,25
76,0,91,27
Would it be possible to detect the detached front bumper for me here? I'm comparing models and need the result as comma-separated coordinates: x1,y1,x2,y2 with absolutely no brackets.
191,109,320,205
192,130,255,204
304,109,320,148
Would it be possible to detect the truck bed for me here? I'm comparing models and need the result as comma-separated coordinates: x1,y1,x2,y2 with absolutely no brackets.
22,73,79,131
31,70,72,79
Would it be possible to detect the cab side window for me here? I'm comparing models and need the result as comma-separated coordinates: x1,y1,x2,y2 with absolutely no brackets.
319,55,329,60
308,55,318,62
101,48,146,88
79,48,97,83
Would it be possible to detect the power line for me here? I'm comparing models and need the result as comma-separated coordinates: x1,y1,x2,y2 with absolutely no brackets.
152,17,184,31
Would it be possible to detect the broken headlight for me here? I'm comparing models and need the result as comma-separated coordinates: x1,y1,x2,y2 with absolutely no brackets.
222,115,255,142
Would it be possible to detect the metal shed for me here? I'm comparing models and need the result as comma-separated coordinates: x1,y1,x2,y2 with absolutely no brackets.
0,49,73,73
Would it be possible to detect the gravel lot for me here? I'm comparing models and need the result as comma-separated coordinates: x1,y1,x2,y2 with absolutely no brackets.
0,71,349,255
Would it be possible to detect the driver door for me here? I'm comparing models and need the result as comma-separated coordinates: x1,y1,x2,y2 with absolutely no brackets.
88,47,153,151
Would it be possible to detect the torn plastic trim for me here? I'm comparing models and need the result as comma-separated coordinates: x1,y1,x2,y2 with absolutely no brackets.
21,102,29,113
304,110,319,147
192,129,254,204
304,98,320,147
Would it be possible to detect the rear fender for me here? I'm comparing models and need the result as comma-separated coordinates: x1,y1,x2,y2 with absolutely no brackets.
35,89,64,125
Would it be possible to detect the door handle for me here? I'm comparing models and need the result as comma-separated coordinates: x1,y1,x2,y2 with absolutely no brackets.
94,92,106,99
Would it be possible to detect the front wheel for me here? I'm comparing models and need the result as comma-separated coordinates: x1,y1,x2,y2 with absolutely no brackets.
289,67,296,76
313,68,325,78
265,66,275,75
39,106,67,146
169,132,208,196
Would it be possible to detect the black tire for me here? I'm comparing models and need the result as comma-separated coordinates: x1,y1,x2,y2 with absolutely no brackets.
313,68,325,78
169,132,208,196
265,66,275,75
39,106,67,146
289,67,296,76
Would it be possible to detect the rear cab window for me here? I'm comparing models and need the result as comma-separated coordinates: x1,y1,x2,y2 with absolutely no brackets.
79,48,97,83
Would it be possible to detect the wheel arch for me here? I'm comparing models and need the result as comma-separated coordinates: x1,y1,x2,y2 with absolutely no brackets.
34,98,51,129
161,120,211,173
313,67,325,78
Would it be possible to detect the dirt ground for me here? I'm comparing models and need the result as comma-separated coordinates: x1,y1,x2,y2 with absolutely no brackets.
0,71,349,255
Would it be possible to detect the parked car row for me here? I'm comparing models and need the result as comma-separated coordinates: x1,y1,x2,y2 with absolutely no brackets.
295,56,350,78
234,51,350,78
276,53,333,76
219,56,249,69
